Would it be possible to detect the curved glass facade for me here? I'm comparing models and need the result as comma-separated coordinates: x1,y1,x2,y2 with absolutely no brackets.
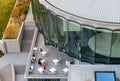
31,0,120,64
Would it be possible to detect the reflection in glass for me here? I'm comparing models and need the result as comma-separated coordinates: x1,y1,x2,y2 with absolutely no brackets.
48,11,58,46
42,8,50,44
111,31,120,64
57,16,68,53
81,25,95,63
95,29,112,64
67,21,81,59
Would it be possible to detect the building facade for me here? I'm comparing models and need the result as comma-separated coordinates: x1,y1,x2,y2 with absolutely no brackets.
31,0,120,64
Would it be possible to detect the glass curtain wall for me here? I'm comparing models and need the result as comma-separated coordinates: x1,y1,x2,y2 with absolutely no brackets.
57,16,68,53
110,31,120,64
81,25,96,63
67,21,81,59
31,0,120,64
48,11,58,46
95,29,112,64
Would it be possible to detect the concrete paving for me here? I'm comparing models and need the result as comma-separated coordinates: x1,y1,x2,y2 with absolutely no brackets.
0,53,28,69
27,33,74,78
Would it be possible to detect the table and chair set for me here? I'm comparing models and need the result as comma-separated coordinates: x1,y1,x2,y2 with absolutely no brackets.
28,47,70,75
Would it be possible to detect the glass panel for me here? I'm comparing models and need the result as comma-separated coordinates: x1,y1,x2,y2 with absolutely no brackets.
67,21,81,59
39,5,45,33
81,25,95,63
48,11,58,46
31,0,44,32
31,0,37,25
95,29,112,64
57,16,68,53
37,1,41,28
110,31,120,64
42,8,50,44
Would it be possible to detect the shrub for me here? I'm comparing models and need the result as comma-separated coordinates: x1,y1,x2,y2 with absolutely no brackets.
2,0,30,39
12,7,20,17
20,3,29,14
16,2,22,6
3,23,20,39
20,14,26,21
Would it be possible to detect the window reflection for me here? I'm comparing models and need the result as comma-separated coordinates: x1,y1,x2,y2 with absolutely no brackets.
48,11,58,46
95,29,112,64
81,25,95,63
57,16,68,53
67,21,81,59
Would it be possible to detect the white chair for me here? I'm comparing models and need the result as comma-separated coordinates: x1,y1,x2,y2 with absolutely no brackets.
33,47,37,51
33,47,38,53
65,61,70,67
29,65,34,73
31,57,36,63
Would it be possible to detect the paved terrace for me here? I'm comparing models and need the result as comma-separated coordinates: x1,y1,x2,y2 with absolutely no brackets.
25,33,74,79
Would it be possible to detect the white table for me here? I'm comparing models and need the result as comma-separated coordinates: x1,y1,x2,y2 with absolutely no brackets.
49,68,56,74
33,47,37,51
38,67,44,74
63,67,69,74
53,59,59,65
33,47,38,53
40,51,47,56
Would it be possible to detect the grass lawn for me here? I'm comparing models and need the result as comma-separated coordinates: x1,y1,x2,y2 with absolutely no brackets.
0,0,16,39
0,0,16,57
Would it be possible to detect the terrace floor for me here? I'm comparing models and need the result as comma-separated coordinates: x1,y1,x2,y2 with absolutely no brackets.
27,33,74,78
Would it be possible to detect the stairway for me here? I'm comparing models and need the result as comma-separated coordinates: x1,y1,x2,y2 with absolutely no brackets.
21,22,35,52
